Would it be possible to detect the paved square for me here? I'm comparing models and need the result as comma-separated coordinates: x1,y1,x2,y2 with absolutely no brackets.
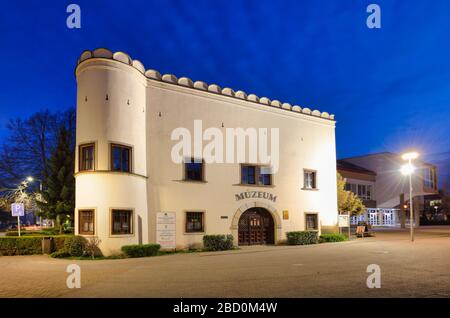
1,226,449,298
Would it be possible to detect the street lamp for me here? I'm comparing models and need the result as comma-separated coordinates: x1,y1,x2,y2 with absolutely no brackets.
401,151,419,242
26,176,43,226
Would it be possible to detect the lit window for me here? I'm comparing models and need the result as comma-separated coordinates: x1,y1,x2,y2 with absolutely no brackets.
241,165,272,186
111,209,133,235
305,213,318,231
111,144,131,172
79,210,94,235
186,212,204,233
303,170,317,189
79,144,94,171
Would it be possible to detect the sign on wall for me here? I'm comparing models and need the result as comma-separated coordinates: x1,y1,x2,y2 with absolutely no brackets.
235,191,277,203
156,212,176,249
283,210,289,220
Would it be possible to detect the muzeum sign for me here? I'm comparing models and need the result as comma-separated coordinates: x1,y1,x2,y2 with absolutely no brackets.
235,191,277,203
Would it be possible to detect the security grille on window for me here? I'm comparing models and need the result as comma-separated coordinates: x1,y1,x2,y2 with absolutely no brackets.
305,213,318,231
111,209,133,235
186,212,204,233
184,158,204,181
79,144,94,171
241,165,272,185
79,210,94,235
111,144,131,172
304,170,317,189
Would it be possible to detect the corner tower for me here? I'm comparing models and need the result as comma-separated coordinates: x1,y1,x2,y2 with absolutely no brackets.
74,48,148,254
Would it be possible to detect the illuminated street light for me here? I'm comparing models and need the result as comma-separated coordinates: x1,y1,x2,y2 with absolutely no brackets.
26,176,34,182
401,152,419,242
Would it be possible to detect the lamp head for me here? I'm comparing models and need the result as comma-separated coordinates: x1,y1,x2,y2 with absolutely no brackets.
26,176,34,182
401,152,419,161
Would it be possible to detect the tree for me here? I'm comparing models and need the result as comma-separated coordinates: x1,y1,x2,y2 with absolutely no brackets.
0,108,75,190
337,172,365,215
37,126,75,233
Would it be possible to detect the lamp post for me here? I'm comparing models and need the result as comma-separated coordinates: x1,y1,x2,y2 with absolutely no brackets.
401,152,419,242
26,176,43,226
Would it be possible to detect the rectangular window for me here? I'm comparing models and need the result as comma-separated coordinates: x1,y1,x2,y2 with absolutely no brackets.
186,212,204,233
305,213,319,231
184,158,204,181
241,165,272,186
79,210,94,235
111,144,132,173
303,170,317,189
423,167,436,189
111,209,133,235
79,143,95,171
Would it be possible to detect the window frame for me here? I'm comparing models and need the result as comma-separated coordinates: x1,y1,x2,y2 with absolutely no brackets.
78,209,95,235
240,164,272,186
303,169,318,190
184,158,205,182
185,211,205,234
79,143,95,172
110,143,132,173
305,212,319,231
110,209,134,236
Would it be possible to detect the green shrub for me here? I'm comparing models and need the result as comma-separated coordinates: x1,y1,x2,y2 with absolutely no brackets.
53,235,72,251
50,249,70,258
121,244,161,258
203,234,234,251
0,237,43,256
319,233,347,243
286,231,318,245
64,236,87,257
5,228,59,237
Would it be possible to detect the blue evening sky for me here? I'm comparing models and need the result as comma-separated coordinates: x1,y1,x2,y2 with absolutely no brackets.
0,0,449,184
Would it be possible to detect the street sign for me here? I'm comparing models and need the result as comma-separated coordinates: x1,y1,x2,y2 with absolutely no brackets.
338,214,350,227
11,203,25,217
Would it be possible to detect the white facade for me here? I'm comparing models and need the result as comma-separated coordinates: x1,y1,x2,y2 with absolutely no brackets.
74,48,339,255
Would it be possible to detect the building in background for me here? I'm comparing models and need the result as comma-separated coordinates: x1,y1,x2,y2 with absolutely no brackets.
74,48,339,255
338,152,438,227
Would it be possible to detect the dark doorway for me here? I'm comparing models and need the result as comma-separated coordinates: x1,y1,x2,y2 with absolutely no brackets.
238,207,275,245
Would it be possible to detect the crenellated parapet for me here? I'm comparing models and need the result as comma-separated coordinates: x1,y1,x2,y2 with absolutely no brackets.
78,48,335,121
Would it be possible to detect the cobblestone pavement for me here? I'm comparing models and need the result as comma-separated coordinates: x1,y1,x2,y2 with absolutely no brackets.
1,226,450,298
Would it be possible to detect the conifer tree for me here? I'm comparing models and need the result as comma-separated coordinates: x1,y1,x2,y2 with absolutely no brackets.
37,126,75,232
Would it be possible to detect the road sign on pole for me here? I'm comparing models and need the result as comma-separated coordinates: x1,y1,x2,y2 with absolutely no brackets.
11,203,24,237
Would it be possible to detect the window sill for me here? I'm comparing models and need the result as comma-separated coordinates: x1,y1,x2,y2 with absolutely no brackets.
184,232,205,235
109,234,134,238
233,183,275,188
301,187,319,191
173,179,208,184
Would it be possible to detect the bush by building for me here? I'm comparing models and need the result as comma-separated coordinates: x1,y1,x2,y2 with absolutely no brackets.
121,244,161,258
203,234,234,251
286,231,318,245
64,236,87,257
319,233,347,243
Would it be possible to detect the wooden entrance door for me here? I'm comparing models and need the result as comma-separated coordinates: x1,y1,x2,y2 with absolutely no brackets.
238,208,274,245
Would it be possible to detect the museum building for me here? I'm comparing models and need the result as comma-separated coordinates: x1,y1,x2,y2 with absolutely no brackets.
74,48,339,255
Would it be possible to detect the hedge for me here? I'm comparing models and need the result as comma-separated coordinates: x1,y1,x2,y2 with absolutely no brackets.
319,233,347,243
286,231,318,245
64,236,87,257
203,235,234,251
6,228,60,237
0,237,43,256
121,244,161,258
